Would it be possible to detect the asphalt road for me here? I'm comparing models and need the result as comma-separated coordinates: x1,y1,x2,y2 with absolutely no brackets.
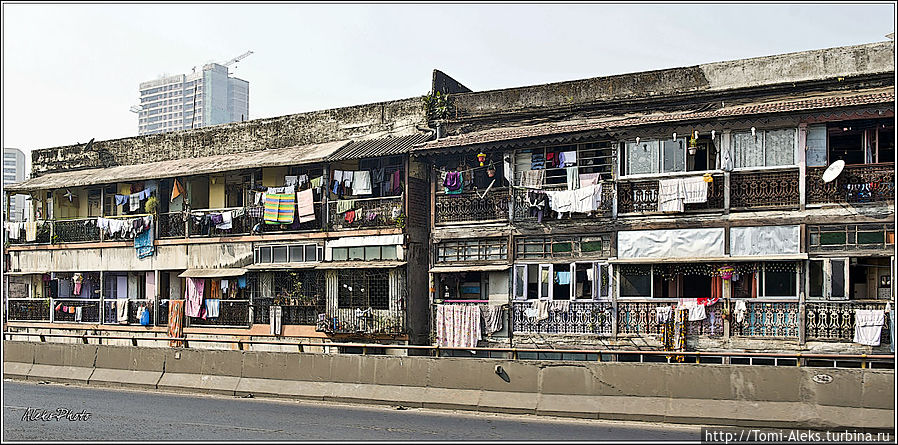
3,380,700,441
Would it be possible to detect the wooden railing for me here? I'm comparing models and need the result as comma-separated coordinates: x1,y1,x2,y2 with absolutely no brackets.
730,168,800,209
435,189,510,225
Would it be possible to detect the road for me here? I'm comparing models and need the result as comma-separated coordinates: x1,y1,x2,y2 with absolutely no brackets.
3,380,700,441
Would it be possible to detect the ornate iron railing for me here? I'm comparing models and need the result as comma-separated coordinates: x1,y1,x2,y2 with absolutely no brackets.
435,189,510,225
6,299,50,322
805,300,891,343
617,175,724,214
187,208,255,237
329,196,403,230
186,300,251,328
318,307,406,335
512,300,613,335
730,168,800,209
512,184,614,221
258,203,323,234
52,218,101,243
157,212,187,239
730,300,800,338
806,163,895,205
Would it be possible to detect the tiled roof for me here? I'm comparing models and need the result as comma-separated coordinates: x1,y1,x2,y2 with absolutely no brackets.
414,91,895,151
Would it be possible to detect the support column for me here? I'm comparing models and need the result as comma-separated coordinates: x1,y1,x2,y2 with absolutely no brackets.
99,270,105,325
723,279,731,341
798,123,807,211
722,131,731,214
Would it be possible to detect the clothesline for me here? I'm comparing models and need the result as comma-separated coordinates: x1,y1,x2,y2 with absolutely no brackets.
434,162,499,176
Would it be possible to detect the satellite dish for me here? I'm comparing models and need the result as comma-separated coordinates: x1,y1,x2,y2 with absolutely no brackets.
822,160,845,183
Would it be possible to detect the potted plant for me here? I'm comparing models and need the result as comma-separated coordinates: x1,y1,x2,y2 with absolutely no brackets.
688,134,698,156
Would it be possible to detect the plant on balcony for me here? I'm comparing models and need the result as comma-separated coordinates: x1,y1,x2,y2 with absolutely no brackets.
145,196,159,215
394,213,405,229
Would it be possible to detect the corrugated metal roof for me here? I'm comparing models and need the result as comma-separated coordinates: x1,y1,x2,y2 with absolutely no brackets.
413,90,895,152
5,140,351,193
329,133,432,161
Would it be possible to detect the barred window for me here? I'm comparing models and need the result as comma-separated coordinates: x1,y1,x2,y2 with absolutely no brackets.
255,243,322,263
435,239,507,263
338,269,390,310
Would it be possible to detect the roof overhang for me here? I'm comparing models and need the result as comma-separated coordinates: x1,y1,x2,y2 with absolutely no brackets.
5,139,352,193
178,268,248,278
430,264,511,273
609,254,809,264
314,261,406,269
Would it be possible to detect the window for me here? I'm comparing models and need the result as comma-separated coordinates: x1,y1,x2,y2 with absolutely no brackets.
808,224,894,252
620,265,652,298
513,141,615,186
732,128,795,168
436,238,508,263
331,245,400,262
337,269,390,309
255,244,321,263
515,235,611,260
515,262,607,300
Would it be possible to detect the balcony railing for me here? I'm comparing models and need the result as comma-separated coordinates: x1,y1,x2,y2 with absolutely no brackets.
328,196,402,230
187,208,255,237
258,203,324,234
805,300,891,343
157,212,187,239
512,183,614,221
318,308,406,335
6,299,51,322
730,168,799,209
512,300,613,335
51,299,102,324
806,163,895,205
435,189,510,225
53,218,101,243
730,299,800,338
617,174,724,214
186,299,251,328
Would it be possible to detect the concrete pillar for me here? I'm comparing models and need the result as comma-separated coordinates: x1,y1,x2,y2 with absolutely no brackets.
798,124,807,211
99,270,105,324
723,279,731,341
722,131,731,214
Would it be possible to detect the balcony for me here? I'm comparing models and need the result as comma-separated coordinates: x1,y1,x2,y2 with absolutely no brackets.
435,189,510,225
512,183,614,222
328,196,403,231
512,300,613,335
318,308,406,335
806,163,894,205
730,299,800,338
730,168,800,209
805,300,891,343
617,174,725,214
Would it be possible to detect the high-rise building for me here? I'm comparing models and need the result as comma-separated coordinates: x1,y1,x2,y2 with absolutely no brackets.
3,147,27,222
137,63,249,136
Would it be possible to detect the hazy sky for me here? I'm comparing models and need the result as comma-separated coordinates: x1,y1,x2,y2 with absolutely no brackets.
2,3,895,164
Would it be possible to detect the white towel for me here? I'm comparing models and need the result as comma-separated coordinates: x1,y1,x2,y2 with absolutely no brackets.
215,211,233,230
658,178,684,212
117,299,129,324
687,304,707,321
734,300,747,324
656,306,672,323
566,167,579,190
353,170,373,195
297,189,316,223
560,151,577,166
682,176,709,204
854,309,885,346
579,173,600,186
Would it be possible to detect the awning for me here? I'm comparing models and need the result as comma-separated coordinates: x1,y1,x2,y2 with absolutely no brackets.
609,254,808,264
5,139,351,193
315,261,406,270
245,263,318,270
326,234,404,248
178,268,248,278
430,264,511,273
3,271,48,276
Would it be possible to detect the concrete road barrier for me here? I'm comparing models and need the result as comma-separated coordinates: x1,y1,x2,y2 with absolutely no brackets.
3,341,893,430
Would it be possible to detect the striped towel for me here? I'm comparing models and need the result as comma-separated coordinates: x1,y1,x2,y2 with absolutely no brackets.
263,193,296,224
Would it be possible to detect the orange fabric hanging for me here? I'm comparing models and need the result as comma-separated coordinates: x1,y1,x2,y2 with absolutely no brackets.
170,179,185,202
168,300,185,347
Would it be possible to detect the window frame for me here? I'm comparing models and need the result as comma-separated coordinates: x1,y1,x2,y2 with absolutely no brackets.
730,127,798,171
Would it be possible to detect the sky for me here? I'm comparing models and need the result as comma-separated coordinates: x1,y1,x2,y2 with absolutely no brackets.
2,2,895,169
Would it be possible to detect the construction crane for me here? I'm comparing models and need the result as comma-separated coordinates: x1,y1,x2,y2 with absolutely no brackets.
222,50,253,68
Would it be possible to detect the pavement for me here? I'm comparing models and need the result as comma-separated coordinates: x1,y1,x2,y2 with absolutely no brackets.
2,380,700,441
